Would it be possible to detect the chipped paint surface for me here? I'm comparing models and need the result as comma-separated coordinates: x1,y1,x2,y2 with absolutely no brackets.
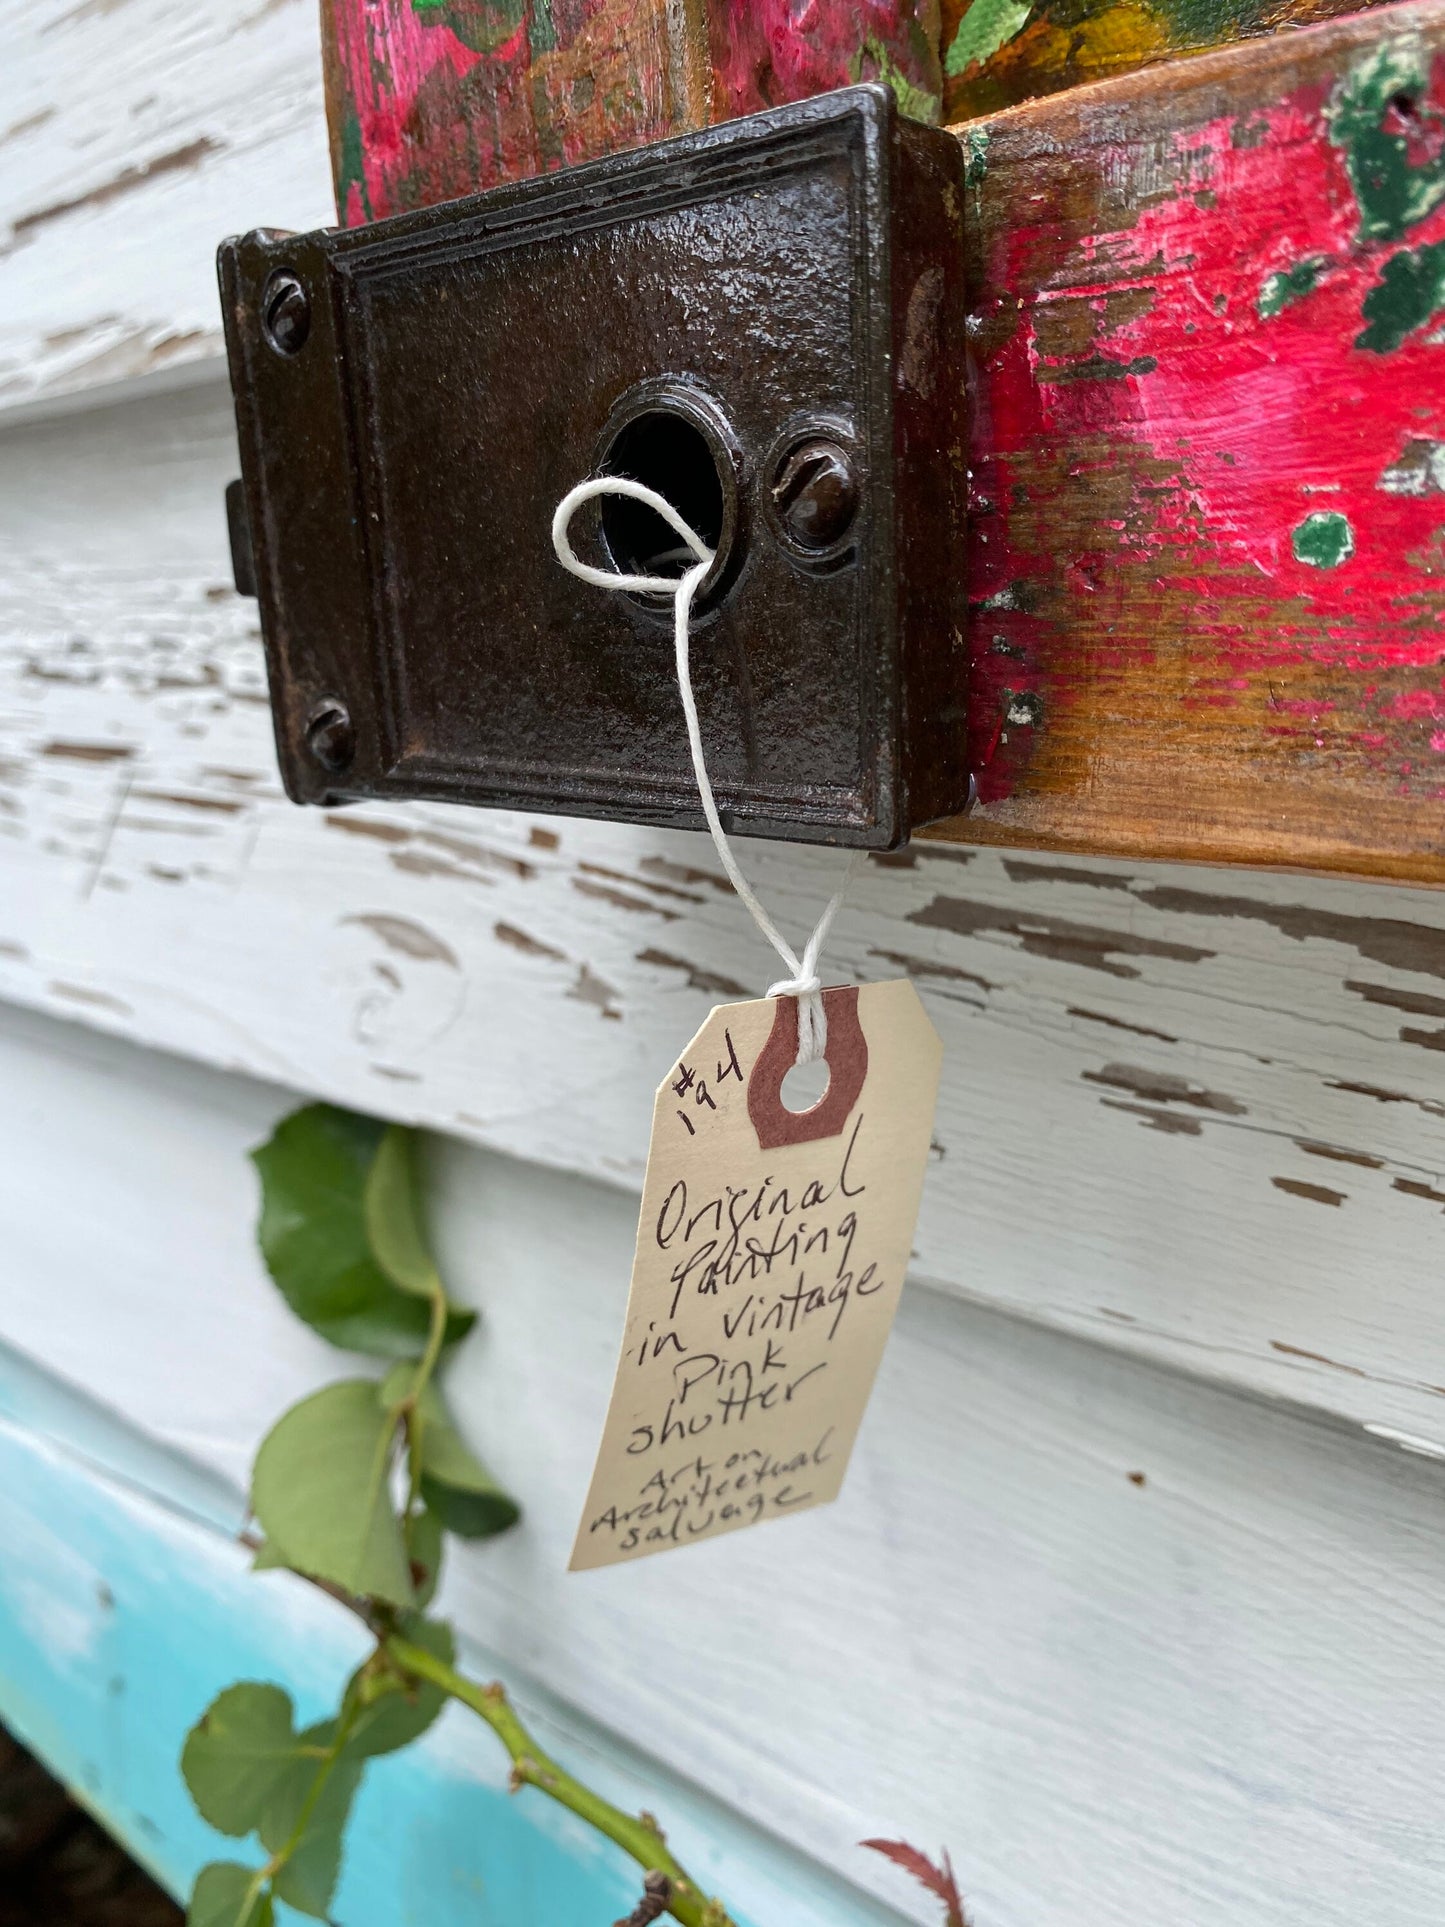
324,0,941,224
963,2,1445,871
325,0,684,223
8,380,1445,1449
9,371,1445,1927
707,0,943,124
0,0,334,416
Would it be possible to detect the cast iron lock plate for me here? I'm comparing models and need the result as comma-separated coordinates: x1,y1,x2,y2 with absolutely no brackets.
219,84,968,850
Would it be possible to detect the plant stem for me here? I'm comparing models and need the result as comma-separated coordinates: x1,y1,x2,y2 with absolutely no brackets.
384,1633,733,1927
392,1281,449,1513
410,1279,449,1403
260,1687,363,1896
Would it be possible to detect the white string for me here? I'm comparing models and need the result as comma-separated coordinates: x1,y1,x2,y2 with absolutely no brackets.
552,475,857,1066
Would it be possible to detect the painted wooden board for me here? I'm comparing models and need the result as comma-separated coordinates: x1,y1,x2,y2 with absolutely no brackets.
959,0,1445,877
2,380,1445,1453
4,996,1445,1927
0,1394,890,1927
0,0,334,417
321,0,944,226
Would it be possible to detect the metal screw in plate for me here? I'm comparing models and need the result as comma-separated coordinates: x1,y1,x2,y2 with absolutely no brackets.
305,700,354,773
771,439,860,551
262,271,311,356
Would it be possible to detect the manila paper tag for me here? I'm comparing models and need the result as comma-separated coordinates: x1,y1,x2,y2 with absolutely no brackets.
570,979,941,1570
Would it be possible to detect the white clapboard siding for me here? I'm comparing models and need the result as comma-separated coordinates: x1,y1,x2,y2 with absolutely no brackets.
3,996,1445,1927
3,381,1445,1448
0,0,333,416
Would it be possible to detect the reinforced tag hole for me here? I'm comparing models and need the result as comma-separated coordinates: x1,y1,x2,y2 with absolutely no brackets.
780,1058,831,1114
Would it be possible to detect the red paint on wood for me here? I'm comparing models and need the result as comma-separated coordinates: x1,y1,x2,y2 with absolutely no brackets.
964,7,1445,858
325,1,941,227
322,0,1445,873
326,0,686,224
708,0,943,120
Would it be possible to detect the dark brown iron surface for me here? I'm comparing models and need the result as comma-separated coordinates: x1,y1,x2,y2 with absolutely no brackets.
219,86,968,849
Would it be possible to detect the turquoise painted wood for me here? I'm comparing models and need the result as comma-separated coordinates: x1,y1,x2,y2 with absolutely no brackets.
0,1349,902,1927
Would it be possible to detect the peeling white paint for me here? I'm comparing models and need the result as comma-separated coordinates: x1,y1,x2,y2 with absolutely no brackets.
4,385,1445,1444
1363,1422,1445,1459
0,0,333,418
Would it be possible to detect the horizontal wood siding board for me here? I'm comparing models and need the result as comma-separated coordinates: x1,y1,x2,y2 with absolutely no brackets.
4,1007,1445,1925
0,0,334,418
956,0,1445,875
4,387,1445,1439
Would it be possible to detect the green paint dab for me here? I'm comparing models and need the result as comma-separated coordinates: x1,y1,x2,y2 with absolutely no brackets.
1357,240,1445,352
1327,42,1445,242
334,106,372,225
1258,257,1328,319
962,126,989,189
408,0,528,55
1292,510,1355,569
946,0,1032,78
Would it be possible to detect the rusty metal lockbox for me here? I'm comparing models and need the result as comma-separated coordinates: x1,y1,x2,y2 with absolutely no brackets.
220,84,968,850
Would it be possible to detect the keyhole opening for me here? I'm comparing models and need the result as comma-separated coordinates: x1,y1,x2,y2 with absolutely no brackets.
601,408,727,584
780,1057,831,1114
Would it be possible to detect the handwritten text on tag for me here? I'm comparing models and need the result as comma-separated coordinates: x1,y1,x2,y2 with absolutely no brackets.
571,979,941,1570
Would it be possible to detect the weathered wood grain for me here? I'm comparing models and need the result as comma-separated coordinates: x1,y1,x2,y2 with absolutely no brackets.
958,0,1445,876
321,0,944,224
0,0,333,416
5,382,1445,1446
5,998,1445,1927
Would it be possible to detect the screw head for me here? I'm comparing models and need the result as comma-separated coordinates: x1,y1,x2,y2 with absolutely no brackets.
305,700,354,774
262,271,311,356
771,439,859,552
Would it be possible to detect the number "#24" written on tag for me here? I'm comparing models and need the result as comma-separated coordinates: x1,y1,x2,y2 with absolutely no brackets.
571,978,941,1571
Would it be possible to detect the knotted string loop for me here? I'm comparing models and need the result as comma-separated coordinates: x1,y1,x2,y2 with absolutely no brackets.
552,476,856,1065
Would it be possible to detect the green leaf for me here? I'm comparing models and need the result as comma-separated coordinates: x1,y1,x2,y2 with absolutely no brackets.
187,1863,273,1927
364,1126,440,1297
259,1720,363,1920
251,1381,414,1606
250,1539,290,1572
347,1616,455,1758
181,1685,299,1838
389,1377,520,1541
945,0,1031,76
420,1469,520,1540
252,1105,473,1359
